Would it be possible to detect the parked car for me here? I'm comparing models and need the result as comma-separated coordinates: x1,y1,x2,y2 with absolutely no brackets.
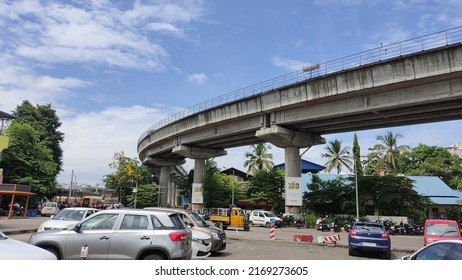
37,207,99,232
28,208,192,260
146,207,227,253
40,202,60,217
0,231,56,260
348,221,391,259
424,219,462,246
191,229,212,259
401,240,462,260
249,210,282,228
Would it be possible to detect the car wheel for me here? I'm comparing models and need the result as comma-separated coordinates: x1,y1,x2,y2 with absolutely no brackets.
43,246,61,260
266,222,270,228
348,248,355,256
143,253,165,260
383,250,391,260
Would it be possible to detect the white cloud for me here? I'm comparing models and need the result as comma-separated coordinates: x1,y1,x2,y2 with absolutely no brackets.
58,105,179,185
271,56,315,72
188,73,208,85
0,0,206,71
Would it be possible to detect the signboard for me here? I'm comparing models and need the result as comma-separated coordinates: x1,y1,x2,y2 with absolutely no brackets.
285,177,302,206
0,136,9,152
191,183,203,204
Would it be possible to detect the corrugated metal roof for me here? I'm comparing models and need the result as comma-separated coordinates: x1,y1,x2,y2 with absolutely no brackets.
301,174,462,206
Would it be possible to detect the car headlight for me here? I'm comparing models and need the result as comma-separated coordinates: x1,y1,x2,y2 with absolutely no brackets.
192,238,206,245
211,232,219,239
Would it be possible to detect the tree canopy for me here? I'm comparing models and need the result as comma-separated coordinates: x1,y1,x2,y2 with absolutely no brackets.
1,122,58,199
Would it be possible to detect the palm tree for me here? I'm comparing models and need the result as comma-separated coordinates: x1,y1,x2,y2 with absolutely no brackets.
369,131,410,174
244,143,274,176
322,139,353,174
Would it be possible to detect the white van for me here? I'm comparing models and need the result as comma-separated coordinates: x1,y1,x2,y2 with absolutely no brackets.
249,210,282,228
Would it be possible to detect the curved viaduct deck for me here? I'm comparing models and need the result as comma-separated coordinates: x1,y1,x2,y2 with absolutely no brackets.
138,44,462,166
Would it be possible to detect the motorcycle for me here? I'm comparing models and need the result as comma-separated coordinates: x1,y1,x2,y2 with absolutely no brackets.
294,217,305,229
332,218,341,232
317,218,330,232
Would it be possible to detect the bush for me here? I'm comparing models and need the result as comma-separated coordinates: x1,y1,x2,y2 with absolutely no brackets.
447,206,462,222
304,213,317,228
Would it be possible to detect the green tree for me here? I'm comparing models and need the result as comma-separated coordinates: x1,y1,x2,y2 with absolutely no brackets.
0,122,58,199
322,139,352,174
355,175,430,217
303,174,354,216
352,133,363,176
398,144,462,190
125,183,159,209
203,171,237,208
13,101,64,176
244,143,273,176
103,152,146,206
369,131,409,174
246,169,285,214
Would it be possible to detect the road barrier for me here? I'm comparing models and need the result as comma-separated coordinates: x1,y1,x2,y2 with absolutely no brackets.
293,234,313,242
317,234,341,244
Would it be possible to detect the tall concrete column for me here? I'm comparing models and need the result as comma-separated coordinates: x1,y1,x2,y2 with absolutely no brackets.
159,167,170,207
284,146,302,215
172,144,227,210
191,158,206,210
256,125,326,216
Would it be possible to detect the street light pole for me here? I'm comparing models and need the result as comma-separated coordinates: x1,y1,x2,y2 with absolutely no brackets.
354,159,360,221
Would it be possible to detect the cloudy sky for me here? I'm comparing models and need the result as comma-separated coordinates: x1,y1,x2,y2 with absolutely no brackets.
1,0,461,187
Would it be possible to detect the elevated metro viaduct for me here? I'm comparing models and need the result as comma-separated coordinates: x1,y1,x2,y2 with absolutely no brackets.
138,41,462,214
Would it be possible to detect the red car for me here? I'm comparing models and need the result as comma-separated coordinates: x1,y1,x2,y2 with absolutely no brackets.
423,219,462,246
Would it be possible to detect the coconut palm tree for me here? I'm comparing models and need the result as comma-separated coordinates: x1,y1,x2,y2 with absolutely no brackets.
244,143,274,176
322,139,353,174
369,131,410,174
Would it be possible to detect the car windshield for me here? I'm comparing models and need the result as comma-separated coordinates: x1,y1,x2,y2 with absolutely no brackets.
53,209,85,221
189,212,209,227
426,223,460,237
353,223,384,231
264,212,276,217
44,203,56,207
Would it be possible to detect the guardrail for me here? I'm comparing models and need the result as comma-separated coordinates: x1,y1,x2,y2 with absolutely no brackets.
138,26,462,145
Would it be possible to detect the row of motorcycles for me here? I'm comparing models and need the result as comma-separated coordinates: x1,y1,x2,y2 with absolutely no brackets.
380,219,424,235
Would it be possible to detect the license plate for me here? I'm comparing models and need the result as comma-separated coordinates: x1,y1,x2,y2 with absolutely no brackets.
363,242,376,247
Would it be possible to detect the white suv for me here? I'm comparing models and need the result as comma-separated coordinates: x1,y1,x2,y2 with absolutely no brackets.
249,210,282,228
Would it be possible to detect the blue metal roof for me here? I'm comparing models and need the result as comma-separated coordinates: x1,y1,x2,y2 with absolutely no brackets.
274,159,325,174
301,174,462,206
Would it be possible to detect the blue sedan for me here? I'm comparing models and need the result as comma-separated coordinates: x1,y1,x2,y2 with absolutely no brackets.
348,221,391,259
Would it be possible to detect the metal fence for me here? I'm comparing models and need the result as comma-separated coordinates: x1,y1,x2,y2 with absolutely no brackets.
138,26,462,145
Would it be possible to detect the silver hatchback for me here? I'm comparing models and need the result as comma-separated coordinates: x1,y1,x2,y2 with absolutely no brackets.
28,208,192,260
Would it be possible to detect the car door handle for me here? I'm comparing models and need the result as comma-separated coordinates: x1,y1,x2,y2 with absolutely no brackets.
140,236,150,240
99,236,110,240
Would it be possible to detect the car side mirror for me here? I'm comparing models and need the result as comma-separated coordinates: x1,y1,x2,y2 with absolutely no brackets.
74,224,82,232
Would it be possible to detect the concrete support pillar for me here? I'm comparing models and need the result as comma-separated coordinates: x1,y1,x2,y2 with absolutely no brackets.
159,166,170,207
284,147,303,216
172,144,227,210
191,158,206,210
166,181,172,207
256,125,326,217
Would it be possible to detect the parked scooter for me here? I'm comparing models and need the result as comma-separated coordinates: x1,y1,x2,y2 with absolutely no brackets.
317,217,330,231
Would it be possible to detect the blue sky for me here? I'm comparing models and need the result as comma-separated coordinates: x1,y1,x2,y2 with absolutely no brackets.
0,0,461,187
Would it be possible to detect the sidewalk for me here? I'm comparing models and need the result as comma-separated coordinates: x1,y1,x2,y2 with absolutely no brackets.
0,216,49,235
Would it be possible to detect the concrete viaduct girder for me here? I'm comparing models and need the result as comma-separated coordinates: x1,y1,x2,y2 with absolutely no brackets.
138,44,462,210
